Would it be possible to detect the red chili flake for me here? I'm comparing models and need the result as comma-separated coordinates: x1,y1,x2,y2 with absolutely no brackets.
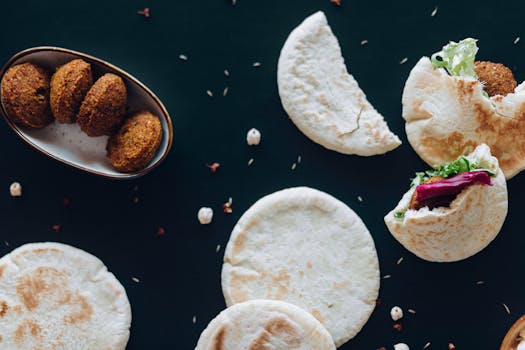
62,197,70,206
448,343,456,350
137,7,150,18
52,224,61,232
223,203,232,214
375,298,381,306
377,348,386,350
156,227,166,236
206,163,221,173
330,0,341,6
392,323,403,332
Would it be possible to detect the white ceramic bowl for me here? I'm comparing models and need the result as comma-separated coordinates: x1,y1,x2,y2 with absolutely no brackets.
0,46,173,179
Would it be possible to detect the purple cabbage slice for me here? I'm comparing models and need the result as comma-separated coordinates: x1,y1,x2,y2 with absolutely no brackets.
414,171,492,209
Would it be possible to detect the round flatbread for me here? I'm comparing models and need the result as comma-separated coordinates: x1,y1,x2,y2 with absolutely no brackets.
403,56,525,179
195,300,335,350
221,187,379,347
0,242,131,349
277,11,401,156
384,144,508,262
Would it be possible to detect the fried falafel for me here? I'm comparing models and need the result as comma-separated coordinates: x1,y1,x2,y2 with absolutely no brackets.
409,176,445,210
475,61,517,96
106,111,162,172
78,73,127,136
50,59,93,123
1,62,53,128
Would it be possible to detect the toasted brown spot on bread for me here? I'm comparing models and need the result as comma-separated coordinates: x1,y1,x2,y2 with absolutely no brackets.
15,319,42,346
0,265,5,279
213,326,226,350
311,309,324,323
421,131,477,165
306,262,312,269
16,267,65,311
249,317,301,350
64,294,93,325
0,301,8,318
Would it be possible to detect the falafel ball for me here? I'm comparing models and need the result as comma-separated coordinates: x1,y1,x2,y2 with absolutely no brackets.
77,73,127,136
475,61,517,97
409,176,445,210
106,111,162,172
50,59,93,123
1,62,53,128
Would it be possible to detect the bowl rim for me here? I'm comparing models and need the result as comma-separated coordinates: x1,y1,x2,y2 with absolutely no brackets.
0,46,174,180
500,314,525,350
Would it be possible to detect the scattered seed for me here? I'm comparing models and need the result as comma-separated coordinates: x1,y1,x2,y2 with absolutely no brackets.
330,0,341,6
156,227,166,236
224,69,230,77
192,315,197,324
503,303,511,314
291,162,297,170
137,7,150,18
223,198,233,214
515,37,521,45
179,54,188,61
248,158,254,166
383,274,391,279
9,182,22,197
408,308,416,314
133,196,139,204
206,163,221,173
360,39,368,45
448,343,456,350
400,57,408,65
397,257,404,265
4,241,10,247
206,90,213,97
252,62,261,67
423,342,431,349
216,244,221,253
223,86,229,96
391,306,404,321
198,207,214,225
297,155,302,163
133,185,139,192
132,277,140,283
476,280,485,285
357,196,363,202
431,6,438,17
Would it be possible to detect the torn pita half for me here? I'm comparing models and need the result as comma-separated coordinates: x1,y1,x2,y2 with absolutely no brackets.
221,187,379,347
195,300,335,350
403,55,525,179
277,11,401,156
0,242,131,349
384,144,508,262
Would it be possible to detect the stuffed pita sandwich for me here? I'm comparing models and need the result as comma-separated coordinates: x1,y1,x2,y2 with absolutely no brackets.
384,144,507,262
403,38,525,179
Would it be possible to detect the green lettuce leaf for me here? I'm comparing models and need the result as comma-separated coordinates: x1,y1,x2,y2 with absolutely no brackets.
409,156,494,187
431,38,479,77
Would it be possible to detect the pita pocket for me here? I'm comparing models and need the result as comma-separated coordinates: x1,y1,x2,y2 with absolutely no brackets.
0,242,131,349
384,144,508,262
195,300,335,350
403,38,525,179
277,11,401,156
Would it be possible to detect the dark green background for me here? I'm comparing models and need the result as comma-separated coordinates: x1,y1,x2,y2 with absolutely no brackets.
1,0,524,348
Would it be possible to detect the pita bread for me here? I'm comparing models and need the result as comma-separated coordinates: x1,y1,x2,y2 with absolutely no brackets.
403,56,525,179
277,11,401,156
0,242,131,349
221,187,379,347
384,144,508,262
195,299,335,350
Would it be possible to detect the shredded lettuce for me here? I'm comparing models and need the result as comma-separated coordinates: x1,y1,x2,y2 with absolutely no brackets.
431,38,479,77
410,156,495,187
